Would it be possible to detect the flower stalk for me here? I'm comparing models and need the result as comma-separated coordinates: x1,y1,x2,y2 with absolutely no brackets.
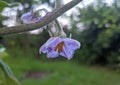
54,20,66,38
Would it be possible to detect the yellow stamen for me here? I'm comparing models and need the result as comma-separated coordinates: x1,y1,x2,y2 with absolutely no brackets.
54,42,64,53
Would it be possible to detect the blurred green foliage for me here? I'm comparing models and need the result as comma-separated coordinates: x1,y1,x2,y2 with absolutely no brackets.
0,0,20,12
71,0,120,68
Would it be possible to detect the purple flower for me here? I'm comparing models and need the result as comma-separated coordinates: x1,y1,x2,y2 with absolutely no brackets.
39,37,80,60
21,11,42,24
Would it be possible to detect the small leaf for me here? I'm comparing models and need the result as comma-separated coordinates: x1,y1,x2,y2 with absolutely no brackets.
0,0,9,12
0,60,21,85
9,2,20,7
0,1,20,13
0,0,9,7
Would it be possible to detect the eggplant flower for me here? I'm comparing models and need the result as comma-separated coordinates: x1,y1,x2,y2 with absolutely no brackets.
21,11,42,24
39,37,80,60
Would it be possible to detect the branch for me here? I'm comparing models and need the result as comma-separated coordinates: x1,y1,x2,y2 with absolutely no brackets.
0,0,82,36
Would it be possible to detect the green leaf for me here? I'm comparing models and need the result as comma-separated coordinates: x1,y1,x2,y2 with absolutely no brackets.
0,0,9,12
0,0,9,7
0,0,20,13
9,2,20,7
0,60,21,85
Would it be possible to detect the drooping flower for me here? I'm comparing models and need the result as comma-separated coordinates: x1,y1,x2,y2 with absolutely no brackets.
39,37,80,60
21,11,42,24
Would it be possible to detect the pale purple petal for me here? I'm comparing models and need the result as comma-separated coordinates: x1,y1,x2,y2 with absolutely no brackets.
39,37,62,54
39,44,47,53
60,45,74,60
46,37,61,48
39,38,53,53
21,12,32,23
45,37,62,58
21,12,42,24
60,38,80,60
47,50,59,58
63,38,80,50
27,17,42,24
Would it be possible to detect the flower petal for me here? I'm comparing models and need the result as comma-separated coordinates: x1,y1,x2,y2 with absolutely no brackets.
63,38,80,50
46,37,61,48
21,12,32,23
39,37,62,54
60,45,74,60
47,50,59,58
28,17,42,24
21,12,42,24
60,38,80,60
39,38,53,53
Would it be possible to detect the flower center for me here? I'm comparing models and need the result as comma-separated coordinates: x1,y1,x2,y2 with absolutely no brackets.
54,42,64,53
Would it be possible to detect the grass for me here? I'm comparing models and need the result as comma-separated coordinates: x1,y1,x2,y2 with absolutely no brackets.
0,49,120,85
